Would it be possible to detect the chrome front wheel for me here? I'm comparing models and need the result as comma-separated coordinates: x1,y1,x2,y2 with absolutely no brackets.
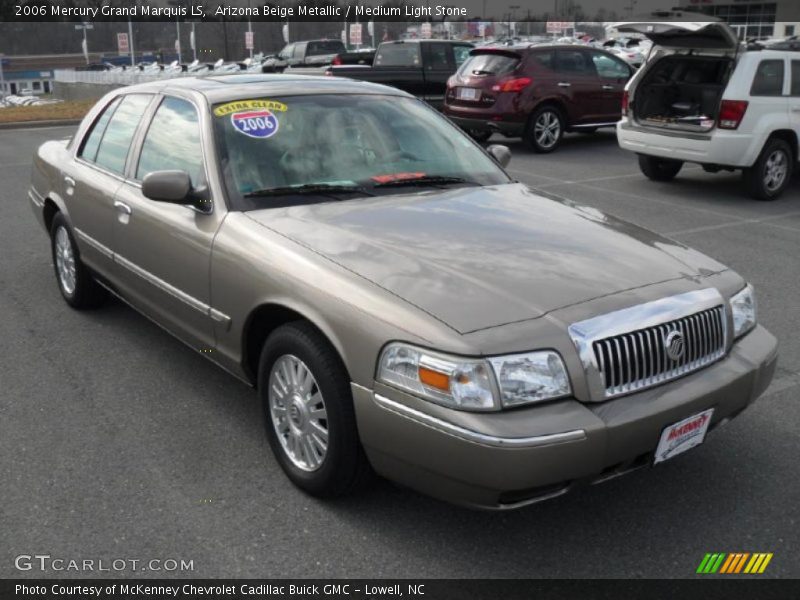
54,225,77,295
268,354,329,472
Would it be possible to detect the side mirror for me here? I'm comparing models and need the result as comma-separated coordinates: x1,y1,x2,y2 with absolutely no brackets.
486,144,511,168
142,170,209,211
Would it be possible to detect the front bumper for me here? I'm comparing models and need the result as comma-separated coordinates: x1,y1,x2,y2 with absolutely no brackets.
353,325,777,509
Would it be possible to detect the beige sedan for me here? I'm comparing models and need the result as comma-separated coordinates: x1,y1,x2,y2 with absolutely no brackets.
29,75,777,509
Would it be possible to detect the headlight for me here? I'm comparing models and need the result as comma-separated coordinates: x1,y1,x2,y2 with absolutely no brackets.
489,351,571,407
377,343,571,411
730,284,757,339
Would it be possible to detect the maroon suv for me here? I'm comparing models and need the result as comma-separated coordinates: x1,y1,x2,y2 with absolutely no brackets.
444,45,633,152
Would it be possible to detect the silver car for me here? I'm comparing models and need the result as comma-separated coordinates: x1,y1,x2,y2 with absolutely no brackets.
29,75,777,509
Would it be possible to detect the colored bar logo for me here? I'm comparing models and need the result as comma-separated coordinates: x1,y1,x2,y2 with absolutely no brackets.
696,553,773,574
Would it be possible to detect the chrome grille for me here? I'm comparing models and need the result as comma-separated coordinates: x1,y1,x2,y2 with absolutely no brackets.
592,305,726,398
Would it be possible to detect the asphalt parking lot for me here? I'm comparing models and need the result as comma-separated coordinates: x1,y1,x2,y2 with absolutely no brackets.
1,125,799,579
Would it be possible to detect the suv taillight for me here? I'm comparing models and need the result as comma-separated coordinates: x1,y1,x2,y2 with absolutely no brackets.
492,77,532,93
621,90,629,116
332,55,342,66
718,100,748,130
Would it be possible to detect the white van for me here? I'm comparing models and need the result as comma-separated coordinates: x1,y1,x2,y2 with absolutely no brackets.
617,20,800,200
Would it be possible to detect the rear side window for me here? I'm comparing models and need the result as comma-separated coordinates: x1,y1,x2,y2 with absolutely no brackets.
527,50,554,70
751,60,785,96
555,50,596,76
791,61,800,96
94,94,151,175
375,44,421,67
79,96,122,163
458,53,519,77
591,52,630,80
307,41,344,56
136,97,205,185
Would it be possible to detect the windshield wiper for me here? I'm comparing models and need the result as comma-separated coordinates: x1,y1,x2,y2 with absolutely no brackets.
244,184,372,198
372,176,475,189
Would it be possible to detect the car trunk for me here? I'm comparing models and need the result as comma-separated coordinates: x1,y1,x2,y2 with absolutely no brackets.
633,53,735,132
447,49,521,107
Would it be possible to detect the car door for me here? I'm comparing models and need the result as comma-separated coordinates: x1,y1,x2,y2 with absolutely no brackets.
553,48,606,125
421,42,457,108
66,94,152,276
590,50,633,122
790,60,800,150
111,94,223,351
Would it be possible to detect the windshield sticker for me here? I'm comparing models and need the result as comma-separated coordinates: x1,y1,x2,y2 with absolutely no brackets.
213,99,288,117
231,109,279,139
371,172,426,184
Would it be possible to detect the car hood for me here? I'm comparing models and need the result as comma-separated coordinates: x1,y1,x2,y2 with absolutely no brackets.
245,183,727,333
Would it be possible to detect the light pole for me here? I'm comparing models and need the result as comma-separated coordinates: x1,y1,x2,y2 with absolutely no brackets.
191,22,197,61
247,0,253,59
75,22,93,65
509,5,520,37
128,19,136,67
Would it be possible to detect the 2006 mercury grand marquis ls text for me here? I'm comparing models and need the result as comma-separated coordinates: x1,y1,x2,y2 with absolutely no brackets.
29,75,777,509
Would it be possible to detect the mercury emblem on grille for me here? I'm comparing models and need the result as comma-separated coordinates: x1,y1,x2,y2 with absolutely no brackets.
665,330,686,361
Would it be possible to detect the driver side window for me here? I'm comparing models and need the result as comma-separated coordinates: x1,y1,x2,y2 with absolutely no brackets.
136,97,205,186
278,44,294,60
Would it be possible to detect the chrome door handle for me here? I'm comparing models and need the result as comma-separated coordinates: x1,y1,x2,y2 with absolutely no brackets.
558,82,571,88
64,176,76,187
114,201,132,215
602,85,615,90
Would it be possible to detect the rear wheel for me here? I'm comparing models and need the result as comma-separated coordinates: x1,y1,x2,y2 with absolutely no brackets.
50,213,107,309
638,154,683,181
525,106,564,153
258,322,372,498
743,138,793,201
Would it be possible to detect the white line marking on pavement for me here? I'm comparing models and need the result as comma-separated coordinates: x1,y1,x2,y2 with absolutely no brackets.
666,210,800,236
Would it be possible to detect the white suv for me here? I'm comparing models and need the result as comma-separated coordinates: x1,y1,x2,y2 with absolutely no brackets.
617,20,799,200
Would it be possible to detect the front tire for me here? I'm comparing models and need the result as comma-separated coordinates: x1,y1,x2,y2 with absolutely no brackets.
525,106,565,153
258,322,371,498
50,213,107,309
743,138,793,201
638,154,683,181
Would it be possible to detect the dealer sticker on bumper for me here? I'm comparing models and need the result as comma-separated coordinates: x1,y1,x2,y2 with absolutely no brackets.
654,408,714,464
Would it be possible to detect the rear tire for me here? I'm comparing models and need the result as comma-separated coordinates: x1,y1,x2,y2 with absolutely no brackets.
743,138,793,201
638,154,683,181
50,213,107,309
525,106,565,153
258,322,372,498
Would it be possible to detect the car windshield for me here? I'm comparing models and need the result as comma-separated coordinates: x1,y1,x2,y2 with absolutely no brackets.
214,94,511,209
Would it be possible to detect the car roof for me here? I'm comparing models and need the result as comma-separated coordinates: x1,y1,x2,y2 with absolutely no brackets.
114,74,414,104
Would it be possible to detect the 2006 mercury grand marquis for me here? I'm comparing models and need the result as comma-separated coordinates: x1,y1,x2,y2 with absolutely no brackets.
30,75,777,509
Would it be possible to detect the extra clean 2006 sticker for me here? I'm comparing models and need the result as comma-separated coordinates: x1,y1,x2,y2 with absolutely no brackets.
213,99,288,139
